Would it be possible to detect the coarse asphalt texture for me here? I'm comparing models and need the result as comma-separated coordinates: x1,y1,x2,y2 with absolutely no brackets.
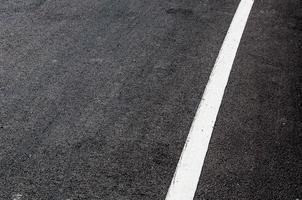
0,0,301,199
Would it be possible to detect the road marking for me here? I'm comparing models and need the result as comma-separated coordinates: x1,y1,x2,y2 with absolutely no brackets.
165,0,254,199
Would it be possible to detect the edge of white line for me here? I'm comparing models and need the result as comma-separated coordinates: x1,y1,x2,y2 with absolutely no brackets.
165,0,254,199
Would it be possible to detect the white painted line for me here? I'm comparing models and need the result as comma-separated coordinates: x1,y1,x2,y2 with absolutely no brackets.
165,0,254,199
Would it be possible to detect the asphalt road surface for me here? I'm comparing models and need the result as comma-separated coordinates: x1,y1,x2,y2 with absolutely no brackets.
0,0,301,199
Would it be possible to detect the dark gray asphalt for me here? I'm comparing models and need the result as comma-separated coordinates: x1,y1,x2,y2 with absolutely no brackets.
196,0,302,199
0,0,301,200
